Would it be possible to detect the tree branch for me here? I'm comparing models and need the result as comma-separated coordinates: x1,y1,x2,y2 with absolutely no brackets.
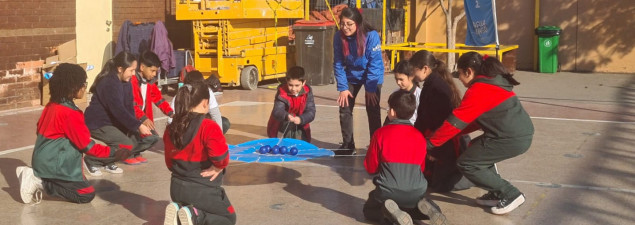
438,0,448,16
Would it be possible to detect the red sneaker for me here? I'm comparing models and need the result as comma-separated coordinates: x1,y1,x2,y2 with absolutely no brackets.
123,158,141,165
135,156,148,163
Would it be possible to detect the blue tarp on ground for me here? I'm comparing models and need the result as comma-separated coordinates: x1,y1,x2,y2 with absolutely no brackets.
228,138,334,163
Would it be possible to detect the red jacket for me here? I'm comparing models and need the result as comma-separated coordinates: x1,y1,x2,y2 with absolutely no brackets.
267,84,315,141
33,101,113,182
364,119,428,206
164,114,229,187
130,74,173,122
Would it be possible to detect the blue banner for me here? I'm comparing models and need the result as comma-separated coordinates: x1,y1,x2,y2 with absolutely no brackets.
464,0,497,46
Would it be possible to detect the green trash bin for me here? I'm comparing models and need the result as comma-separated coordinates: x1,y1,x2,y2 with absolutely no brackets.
535,26,562,73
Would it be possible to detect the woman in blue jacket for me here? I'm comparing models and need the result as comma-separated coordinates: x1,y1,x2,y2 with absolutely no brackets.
333,7,384,155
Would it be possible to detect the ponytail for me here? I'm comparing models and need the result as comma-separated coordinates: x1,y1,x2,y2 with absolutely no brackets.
167,82,210,149
90,52,137,94
458,52,520,86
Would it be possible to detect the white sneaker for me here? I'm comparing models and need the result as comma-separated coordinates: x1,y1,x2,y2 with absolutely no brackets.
104,164,123,174
491,193,525,215
83,161,102,176
16,166,43,204
164,202,180,225
384,199,413,225
417,198,450,225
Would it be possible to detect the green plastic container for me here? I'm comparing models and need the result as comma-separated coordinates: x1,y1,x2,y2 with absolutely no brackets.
535,26,561,73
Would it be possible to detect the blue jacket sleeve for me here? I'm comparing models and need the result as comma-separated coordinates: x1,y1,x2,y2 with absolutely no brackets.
364,31,384,93
97,76,142,132
333,32,348,92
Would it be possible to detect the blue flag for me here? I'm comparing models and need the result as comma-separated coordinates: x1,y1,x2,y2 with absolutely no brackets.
464,0,498,46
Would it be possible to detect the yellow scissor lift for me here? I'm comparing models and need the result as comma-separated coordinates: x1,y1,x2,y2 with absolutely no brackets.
176,0,304,90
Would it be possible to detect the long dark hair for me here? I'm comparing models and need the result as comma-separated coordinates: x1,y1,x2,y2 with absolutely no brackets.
167,81,210,149
409,50,461,107
457,52,520,86
339,7,375,57
90,52,137,94
49,63,87,103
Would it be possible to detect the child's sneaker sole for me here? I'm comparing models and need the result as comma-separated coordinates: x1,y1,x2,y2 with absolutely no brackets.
17,166,38,204
163,202,180,225
491,194,525,215
83,161,102,176
417,198,451,225
178,206,195,225
384,199,413,225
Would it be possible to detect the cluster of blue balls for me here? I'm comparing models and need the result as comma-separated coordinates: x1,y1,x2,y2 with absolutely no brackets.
258,145,299,155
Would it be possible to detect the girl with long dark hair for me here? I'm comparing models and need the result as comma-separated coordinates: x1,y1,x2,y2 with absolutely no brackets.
84,52,156,175
333,7,384,155
426,52,533,215
163,82,236,225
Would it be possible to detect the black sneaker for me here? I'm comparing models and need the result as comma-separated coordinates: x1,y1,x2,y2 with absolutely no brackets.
334,143,356,156
417,198,450,225
491,193,525,215
475,191,500,207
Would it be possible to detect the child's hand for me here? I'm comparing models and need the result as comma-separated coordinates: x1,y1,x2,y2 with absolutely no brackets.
200,166,223,181
142,118,155,130
139,124,152,136
288,115,301,125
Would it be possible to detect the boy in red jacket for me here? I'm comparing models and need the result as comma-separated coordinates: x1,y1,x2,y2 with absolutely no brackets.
129,51,173,164
364,91,449,225
266,66,315,142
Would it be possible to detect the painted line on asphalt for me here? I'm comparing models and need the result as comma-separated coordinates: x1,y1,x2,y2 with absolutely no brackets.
0,145,34,156
511,179,635,194
531,116,635,124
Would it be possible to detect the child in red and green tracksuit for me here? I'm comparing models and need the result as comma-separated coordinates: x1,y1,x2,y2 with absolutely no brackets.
17,63,131,204
129,51,173,164
426,52,534,215
163,82,236,225
363,91,448,225
267,66,315,142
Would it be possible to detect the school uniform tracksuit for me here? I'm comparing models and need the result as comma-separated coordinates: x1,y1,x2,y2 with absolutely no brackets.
32,101,116,203
84,71,158,166
427,74,534,200
130,73,174,123
363,119,429,222
267,83,315,142
333,30,384,148
164,114,236,225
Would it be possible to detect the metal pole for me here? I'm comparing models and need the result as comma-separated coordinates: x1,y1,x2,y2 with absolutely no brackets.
492,0,500,59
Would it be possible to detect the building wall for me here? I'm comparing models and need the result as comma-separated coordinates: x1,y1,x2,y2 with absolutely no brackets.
0,0,76,111
411,0,635,73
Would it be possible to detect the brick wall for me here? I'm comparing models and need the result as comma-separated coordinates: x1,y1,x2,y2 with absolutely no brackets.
0,0,76,111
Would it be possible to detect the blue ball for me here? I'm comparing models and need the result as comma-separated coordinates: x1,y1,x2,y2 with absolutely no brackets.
263,145,271,153
271,146,280,154
279,146,288,154
289,147,298,156
258,146,268,154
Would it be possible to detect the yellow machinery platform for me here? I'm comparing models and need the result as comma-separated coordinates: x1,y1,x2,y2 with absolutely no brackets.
176,0,304,90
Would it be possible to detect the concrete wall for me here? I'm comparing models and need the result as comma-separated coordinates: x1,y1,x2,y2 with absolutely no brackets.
0,0,76,111
411,0,635,73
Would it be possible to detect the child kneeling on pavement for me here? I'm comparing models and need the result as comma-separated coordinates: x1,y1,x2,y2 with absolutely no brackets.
363,90,449,225
18,63,132,204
